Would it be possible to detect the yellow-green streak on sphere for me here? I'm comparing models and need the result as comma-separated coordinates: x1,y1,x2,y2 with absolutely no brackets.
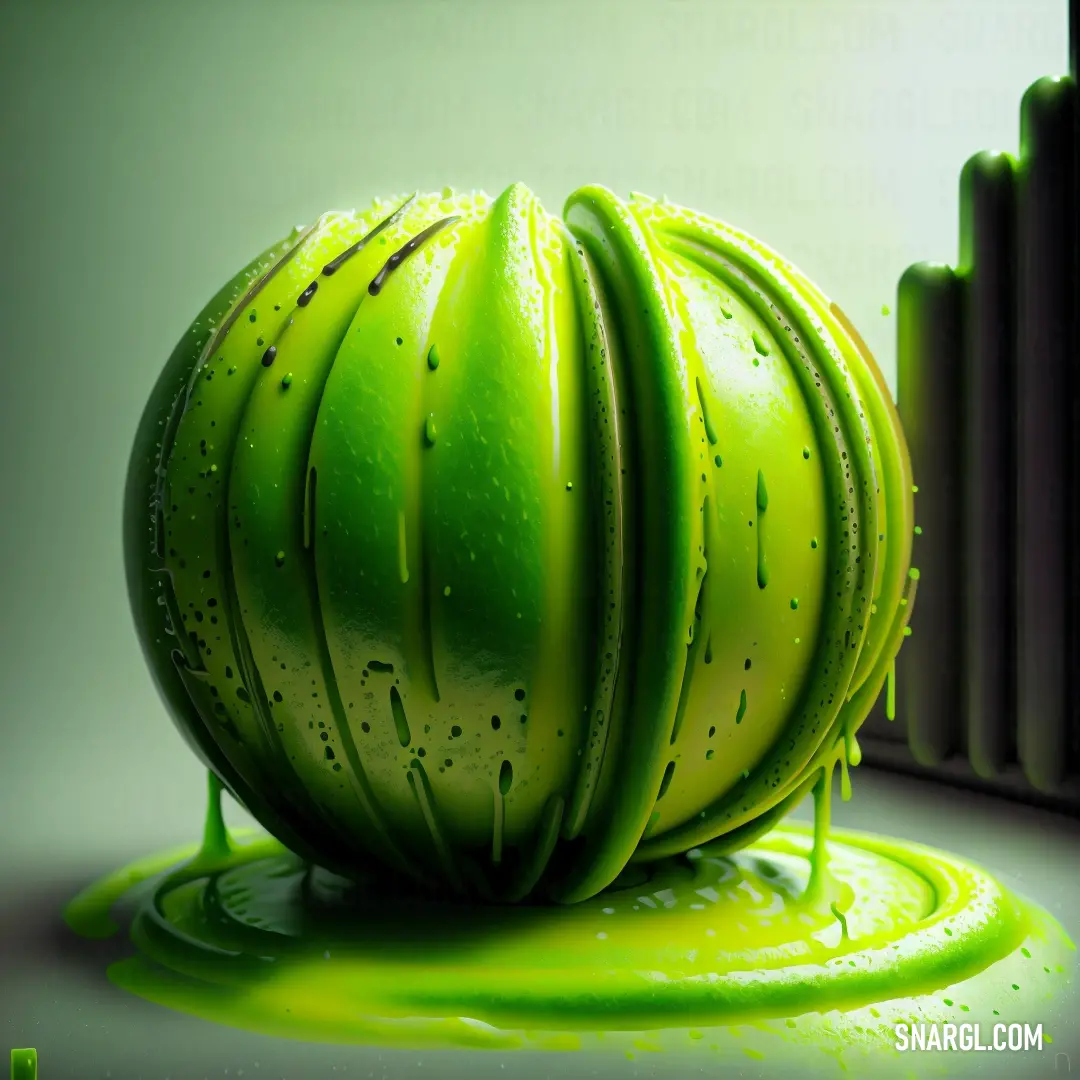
124,184,915,904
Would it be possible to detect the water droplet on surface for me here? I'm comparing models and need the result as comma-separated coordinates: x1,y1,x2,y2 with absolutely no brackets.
755,471,769,589
657,761,676,799
390,686,411,747
498,758,513,795
696,378,719,445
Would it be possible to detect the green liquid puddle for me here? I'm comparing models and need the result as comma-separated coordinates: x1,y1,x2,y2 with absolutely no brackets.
64,775,1074,1069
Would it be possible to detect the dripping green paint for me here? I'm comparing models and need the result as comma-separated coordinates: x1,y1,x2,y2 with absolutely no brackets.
63,769,1074,1060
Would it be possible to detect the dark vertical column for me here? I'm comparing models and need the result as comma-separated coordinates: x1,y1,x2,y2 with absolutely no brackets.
1071,0,1079,82
896,263,964,766
957,151,1017,778
1073,0,1080,781
1016,76,1077,793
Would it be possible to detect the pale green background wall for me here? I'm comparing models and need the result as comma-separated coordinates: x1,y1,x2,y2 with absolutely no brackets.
0,0,1067,867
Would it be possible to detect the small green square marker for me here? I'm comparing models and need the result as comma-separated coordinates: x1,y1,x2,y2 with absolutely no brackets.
10,1049,37,1080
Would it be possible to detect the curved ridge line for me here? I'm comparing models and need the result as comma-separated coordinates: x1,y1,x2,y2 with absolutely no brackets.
669,495,711,747
660,212,881,617
153,228,318,672
368,216,462,295
321,193,418,276
647,238,876,844
163,218,350,861
299,205,452,884
672,239,876,665
159,217,324,490
827,299,915,698
678,254,870,834
418,538,440,703
556,187,699,903
406,762,465,894
505,794,565,903
642,573,920,864
305,450,426,883
216,218,365,856
304,199,487,888
559,233,626,842
674,234,878,613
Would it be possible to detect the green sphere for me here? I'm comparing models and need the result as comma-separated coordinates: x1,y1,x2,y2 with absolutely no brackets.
124,184,915,903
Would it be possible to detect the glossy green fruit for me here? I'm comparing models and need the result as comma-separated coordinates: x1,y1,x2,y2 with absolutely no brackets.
125,184,915,904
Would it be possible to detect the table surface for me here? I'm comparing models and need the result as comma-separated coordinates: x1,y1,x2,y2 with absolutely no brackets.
2,767,1077,1080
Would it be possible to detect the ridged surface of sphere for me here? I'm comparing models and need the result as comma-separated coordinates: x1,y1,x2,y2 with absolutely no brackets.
124,184,915,903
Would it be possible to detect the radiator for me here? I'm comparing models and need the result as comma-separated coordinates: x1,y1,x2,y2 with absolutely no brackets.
858,0,1080,815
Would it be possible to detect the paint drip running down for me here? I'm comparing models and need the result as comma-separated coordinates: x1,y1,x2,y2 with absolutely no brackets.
64,771,1074,1075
